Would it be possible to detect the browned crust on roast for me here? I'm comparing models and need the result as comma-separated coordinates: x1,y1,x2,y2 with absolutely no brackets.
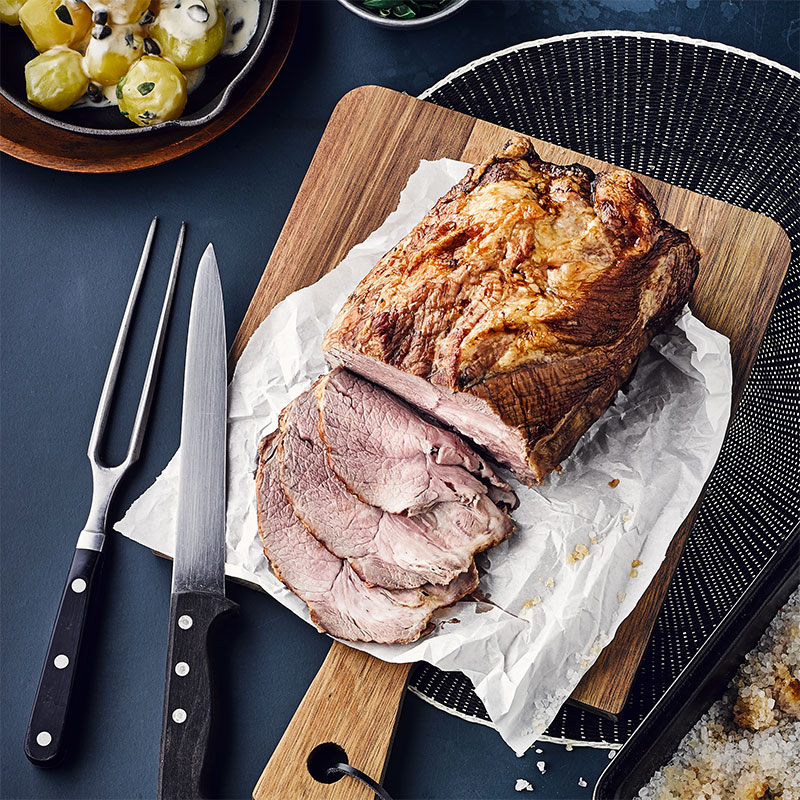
322,137,699,484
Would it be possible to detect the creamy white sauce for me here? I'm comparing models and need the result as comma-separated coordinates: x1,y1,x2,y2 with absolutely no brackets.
84,25,142,63
220,0,259,56
158,0,219,42
182,65,206,92
69,0,260,111
85,0,149,25
156,0,259,56
101,84,119,105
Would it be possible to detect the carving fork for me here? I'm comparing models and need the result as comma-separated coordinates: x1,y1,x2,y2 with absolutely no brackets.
24,218,185,768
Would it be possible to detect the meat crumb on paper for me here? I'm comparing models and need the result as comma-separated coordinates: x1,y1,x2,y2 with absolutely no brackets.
568,544,590,564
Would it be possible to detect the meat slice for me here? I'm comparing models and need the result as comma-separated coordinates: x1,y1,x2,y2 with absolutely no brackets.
316,368,516,515
322,137,699,485
278,385,513,590
255,432,478,644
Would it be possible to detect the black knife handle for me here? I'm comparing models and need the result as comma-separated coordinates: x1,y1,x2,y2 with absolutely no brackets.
158,590,238,800
24,545,102,768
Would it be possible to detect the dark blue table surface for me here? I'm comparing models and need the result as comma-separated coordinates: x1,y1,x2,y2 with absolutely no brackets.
1,2,797,798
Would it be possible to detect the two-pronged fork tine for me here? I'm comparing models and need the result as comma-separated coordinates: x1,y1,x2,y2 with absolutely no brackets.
25,218,185,769
87,218,184,471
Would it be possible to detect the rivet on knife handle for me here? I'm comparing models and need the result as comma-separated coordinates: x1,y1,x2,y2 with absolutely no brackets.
158,591,238,800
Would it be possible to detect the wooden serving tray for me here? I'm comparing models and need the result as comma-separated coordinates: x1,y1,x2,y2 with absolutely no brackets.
237,86,790,797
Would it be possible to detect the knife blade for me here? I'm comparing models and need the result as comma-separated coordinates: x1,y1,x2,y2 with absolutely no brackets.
158,244,238,800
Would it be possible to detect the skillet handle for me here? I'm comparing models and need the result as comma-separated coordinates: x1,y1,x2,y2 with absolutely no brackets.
253,641,411,800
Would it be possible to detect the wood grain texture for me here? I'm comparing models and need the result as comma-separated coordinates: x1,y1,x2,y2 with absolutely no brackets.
253,642,412,800
238,85,790,790
0,2,299,173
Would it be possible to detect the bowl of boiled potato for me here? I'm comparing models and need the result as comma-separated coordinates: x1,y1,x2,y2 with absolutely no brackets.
0,0,276,133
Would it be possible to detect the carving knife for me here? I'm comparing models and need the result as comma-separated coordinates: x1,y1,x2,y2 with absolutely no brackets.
158,244,238,800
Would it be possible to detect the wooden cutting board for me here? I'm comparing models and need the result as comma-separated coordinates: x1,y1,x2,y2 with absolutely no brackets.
239,86,791,798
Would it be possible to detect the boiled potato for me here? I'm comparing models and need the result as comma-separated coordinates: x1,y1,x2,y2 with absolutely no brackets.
19,0,91,50
84,25,143,84
0,0,26,25
25,48,88,111
84,0,150,24
150,0,224,70
116,55,186,126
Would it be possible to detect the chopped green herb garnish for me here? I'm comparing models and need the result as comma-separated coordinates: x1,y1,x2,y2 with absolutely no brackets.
362,0,408,8
137,82,155,96
358,0,449,17
116,75,127,99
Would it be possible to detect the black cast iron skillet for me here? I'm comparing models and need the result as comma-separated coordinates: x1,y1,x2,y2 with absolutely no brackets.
0,0,276,136
594,520,800,798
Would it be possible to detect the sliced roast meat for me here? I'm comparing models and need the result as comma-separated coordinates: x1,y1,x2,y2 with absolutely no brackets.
278,386,513,590
316,367,515,515
255,432,478,644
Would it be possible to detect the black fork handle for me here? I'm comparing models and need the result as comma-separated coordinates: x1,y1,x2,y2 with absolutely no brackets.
24,544,102,768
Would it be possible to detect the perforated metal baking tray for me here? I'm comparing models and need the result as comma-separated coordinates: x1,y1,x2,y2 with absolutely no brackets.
593,521,800,798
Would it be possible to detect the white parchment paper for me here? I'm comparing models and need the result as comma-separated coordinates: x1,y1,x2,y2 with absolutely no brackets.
116,158,732,754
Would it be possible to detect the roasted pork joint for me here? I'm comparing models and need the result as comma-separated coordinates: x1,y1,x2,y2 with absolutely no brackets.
323,137,700,485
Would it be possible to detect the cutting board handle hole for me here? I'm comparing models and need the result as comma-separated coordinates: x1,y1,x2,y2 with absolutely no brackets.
306,742,348,784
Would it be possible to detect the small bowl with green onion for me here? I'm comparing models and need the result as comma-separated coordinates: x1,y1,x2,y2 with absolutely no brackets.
336,0,470,28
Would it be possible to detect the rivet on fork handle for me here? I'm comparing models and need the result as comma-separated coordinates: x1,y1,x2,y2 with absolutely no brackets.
24,218,185,768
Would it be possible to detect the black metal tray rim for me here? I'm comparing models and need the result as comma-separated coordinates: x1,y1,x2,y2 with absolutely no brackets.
419,31,800,104
592,521,800,798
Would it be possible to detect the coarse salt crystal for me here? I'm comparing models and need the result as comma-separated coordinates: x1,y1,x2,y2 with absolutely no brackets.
636,587,800,798
534,748,543,754
578,777,588,787
514,778,534,792
536,761,546,774
565,744,573,751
